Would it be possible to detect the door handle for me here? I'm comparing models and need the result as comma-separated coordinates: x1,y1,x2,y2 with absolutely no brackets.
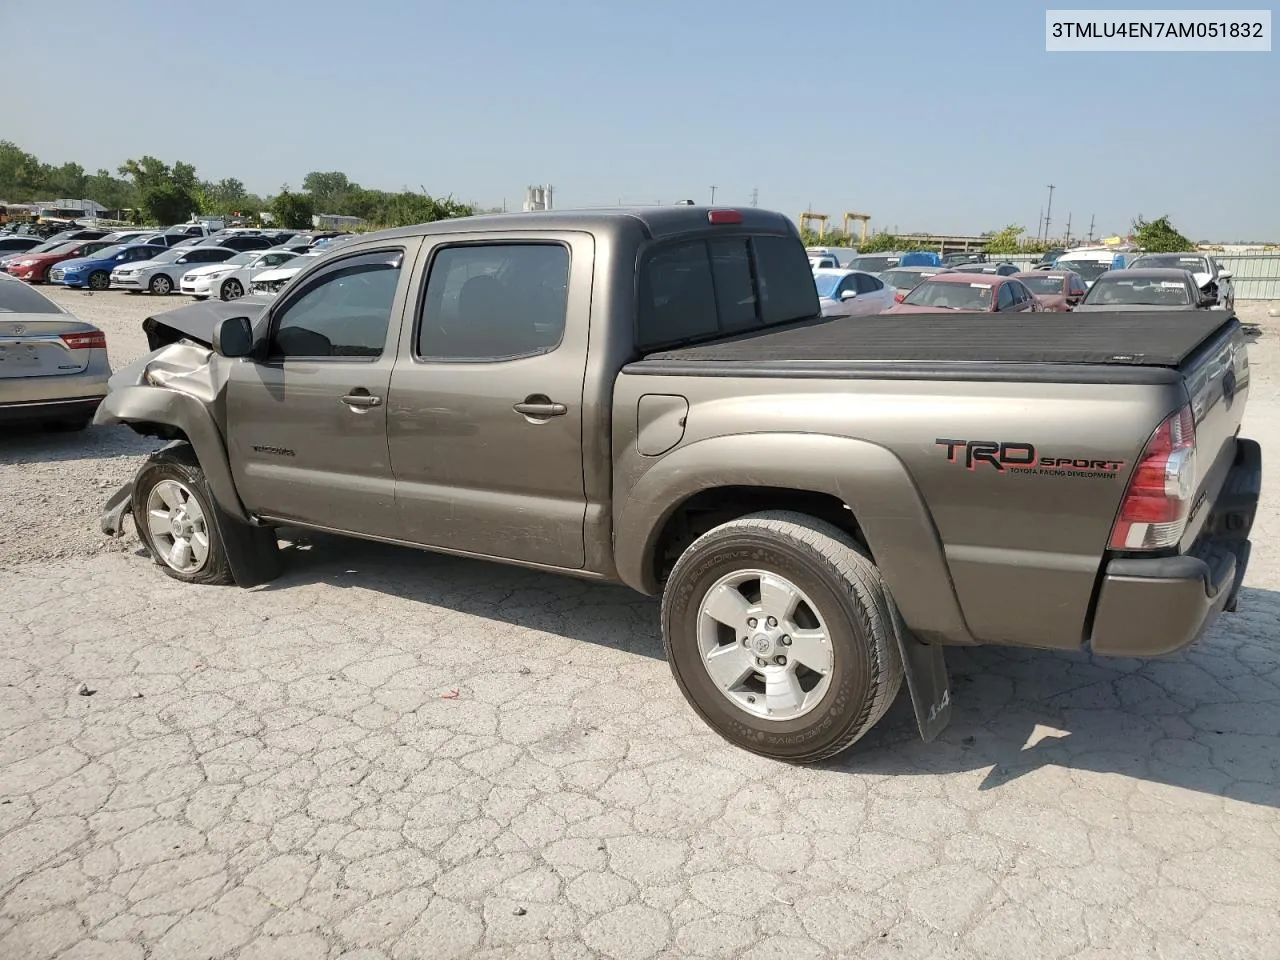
513,395,567,419
340,393,382,408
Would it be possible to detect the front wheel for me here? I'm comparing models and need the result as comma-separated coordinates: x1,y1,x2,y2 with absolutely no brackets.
661,510,903,763
88,270,110,291
149,274,173,295
131,448,234,585
220,278,244,301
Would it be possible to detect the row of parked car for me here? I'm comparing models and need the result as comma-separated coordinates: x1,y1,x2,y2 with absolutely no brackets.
0,223,356,301
805,246,1237,319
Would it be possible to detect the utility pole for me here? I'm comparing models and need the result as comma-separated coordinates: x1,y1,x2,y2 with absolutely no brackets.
1064,212,1072,246
1087,213,1095,243
1043,184,1056,242
1037,207,1044,243
709,185,717,204
750,187,758,208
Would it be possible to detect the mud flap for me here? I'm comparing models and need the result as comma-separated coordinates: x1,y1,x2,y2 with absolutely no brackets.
893,628,952,742
203,499,282,588
100,480,135,537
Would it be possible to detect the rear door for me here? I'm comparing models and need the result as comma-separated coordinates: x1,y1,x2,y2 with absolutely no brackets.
386,231,592,568
226,243,418,537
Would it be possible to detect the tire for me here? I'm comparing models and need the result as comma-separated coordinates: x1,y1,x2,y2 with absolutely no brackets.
220,278,244,301
131,447,234,585
661,510,903,763
149,274,173,295
88,270,110,291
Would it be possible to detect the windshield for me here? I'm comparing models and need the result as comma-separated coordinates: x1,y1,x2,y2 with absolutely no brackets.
1059,260,1110,281
0,280,64,314
1083,276,1192,306
1130,254,1209,274
222,252,257,267
879,269,935,290
38,242,80,257
846,256,894,273
18,239,66,256
813,274,843,298
1018,275,1067,295
902,279,994,310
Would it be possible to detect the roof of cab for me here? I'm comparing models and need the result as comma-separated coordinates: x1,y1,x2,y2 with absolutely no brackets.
357,206,798,244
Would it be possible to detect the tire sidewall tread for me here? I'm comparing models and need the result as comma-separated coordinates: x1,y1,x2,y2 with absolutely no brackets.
131,448,235,586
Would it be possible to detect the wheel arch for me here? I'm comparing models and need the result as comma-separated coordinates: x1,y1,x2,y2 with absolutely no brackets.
94,384,249,523
616,432,974,645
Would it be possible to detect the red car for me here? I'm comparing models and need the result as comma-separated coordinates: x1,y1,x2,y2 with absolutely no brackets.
4,239,114,284
883,272,1042,314
1011,270,1089,312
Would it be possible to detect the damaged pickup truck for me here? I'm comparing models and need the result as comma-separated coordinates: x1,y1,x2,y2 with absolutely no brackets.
96,206,1261,762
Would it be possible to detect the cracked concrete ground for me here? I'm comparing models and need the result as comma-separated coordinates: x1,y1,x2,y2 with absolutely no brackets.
1,289,1277,960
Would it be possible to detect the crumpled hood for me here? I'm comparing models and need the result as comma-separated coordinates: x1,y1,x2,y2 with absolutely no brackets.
140,295,272,350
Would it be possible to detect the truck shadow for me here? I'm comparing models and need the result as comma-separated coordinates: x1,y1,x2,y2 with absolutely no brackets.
262,532,1278,807
0,423,158,465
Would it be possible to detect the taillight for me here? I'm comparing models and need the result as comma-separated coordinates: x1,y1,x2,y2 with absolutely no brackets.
60,331,107,351
1109,404,1197,550
707,209,743,225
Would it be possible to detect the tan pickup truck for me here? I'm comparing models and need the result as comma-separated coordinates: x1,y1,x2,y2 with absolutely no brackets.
95,206,1260,762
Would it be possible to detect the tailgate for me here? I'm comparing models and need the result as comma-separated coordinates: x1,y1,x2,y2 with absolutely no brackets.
1179,319,1250,549
0,320,90,378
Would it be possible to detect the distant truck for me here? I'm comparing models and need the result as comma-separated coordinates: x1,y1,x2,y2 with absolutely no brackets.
95,206,1260,763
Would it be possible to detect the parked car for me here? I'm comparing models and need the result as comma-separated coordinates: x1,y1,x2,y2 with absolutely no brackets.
898,251,943,267
941,252,986,267
180,249,303,301
1126,253,1234,311
808,252,841,269
4,239,115,283
164,223,219,241
191,233,274,252
843,253,899,274
1053,248,1120,288
1034,248,1065,269
100,230,156,245
40,227,111,245
93,206,1258,763
943,261,1020,277
813,268,896,317
884,272,1041,314
249,252,322,296
49,243,170,290
0,236,45,259
110,246,239,295
0,274,110,430
0,237,70,270
878,266,943,303
1073,268,1213,312
1011,270,1089,311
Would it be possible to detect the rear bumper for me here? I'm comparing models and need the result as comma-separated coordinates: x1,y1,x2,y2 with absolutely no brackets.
1089,437,1260,657
0,395,105,424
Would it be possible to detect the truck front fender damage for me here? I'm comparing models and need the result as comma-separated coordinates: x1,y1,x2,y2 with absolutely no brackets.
94,341,280,588
617,432,966,740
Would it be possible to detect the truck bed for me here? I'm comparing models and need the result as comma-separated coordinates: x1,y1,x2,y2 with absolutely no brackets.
640,310,1236,370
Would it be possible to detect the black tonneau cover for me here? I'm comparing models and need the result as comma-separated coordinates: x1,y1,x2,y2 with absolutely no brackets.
643,311,1236,368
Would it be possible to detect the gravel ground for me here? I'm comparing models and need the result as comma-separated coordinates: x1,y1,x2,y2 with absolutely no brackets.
1,288,1277,960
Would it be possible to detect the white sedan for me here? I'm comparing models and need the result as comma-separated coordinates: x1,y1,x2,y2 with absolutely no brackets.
249,252,322,297
813,268,897,318
180,249,302,301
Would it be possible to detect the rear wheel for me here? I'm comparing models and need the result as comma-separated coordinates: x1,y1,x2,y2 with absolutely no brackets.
220,278,244,301
87,270,110,291
149,274,173,295
661,510,903,763
131,449,234,585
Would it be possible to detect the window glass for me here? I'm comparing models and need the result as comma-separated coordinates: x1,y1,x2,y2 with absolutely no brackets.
751,235,822,324
708,239,756,332
0,281,63,314
270,251,403,359
997,284,1015,309
418,243,569,360
637,241,720,347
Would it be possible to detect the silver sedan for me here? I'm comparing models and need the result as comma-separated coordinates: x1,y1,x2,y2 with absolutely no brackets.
0,276,111,430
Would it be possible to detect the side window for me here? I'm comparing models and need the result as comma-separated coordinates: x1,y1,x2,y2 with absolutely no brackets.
997,283,1015,310
418,243,569,361
855,273,883,294
269,250,403,360
837,275,859,297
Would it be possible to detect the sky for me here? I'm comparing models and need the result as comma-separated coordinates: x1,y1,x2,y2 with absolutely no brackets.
4,0,1277,240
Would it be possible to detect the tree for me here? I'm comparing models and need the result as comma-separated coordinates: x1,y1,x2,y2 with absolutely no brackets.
118,156,196,224
302,170,358,212
855,231,901,253
142,181,197,224
1131,215,1194,252
271,188,315,230
982,224,1025,255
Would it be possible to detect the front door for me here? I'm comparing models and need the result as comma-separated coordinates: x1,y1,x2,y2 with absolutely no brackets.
226,243,418,538
387,232,592,568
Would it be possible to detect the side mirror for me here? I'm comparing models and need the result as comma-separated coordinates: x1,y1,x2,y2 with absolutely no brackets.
839,289,858,301
212,316,255,358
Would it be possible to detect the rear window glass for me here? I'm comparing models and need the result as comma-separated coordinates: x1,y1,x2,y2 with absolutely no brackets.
0,280,64,314
637,234,818,349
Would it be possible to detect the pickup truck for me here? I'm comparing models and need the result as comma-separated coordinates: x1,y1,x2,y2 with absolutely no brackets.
95,206,1261,763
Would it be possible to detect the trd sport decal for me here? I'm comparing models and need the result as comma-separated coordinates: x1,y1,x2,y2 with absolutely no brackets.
936,439,1123,478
